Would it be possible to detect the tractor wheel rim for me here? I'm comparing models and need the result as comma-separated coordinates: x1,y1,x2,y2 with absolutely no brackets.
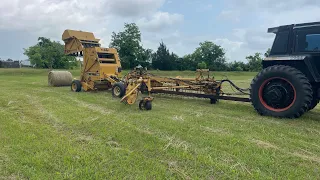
259,77,296,112
113,86,121,96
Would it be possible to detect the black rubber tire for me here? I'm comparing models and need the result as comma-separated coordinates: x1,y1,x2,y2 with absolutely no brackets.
145,101,152,110
308,92,319,111
250,65,312,118
112,82,126,98
308,99,319,111
139,100,145,110
210,98,217,104
71,80,82,92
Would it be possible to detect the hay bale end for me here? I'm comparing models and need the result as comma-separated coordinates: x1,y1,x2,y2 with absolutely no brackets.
48,71,73,87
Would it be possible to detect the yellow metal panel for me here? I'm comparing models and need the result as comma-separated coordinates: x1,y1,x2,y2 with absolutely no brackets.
82,48,100,73
63,29,122,91
62,29,100,42
64,38,84,54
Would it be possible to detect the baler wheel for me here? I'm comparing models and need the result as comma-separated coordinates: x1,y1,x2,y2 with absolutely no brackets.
250,65,312,118
71,80,82,92
112,82,126,98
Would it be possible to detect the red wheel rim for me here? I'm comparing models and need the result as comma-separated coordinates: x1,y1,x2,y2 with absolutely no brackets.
258,77,297,112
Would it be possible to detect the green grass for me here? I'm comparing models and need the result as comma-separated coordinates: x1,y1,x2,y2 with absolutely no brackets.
0,68,320,179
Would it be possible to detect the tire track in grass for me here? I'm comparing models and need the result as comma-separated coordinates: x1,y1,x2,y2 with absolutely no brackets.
33,89,320,174
251,139,320,164
109,113,254,178
29,84,320,178
122,107,317,177
25,90,193,178
51,92,227,178
13,92,171,178
24,92,122,150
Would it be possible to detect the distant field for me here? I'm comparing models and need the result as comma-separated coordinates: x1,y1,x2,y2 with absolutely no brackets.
0,68,320,179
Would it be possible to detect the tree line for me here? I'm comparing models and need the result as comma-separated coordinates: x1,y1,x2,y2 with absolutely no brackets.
24,23,271,71
24,37,78,69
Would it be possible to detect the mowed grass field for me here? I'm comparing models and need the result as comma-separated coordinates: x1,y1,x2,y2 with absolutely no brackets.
1,68,320,179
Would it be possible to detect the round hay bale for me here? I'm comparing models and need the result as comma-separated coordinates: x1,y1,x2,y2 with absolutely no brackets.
48,71,73,87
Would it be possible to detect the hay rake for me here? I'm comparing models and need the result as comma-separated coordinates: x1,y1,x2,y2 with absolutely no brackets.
112,67,250,110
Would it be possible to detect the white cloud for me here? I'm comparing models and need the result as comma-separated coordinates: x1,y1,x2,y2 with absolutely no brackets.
217,0,320,61
2,0,320,63
217,10,240,23
225,0,320,11
106,0,165,17
214,38,244,58
0,0,180,60
137,12,184,32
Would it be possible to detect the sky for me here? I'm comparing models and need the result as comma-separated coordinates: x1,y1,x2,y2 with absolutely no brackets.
0,0,320,62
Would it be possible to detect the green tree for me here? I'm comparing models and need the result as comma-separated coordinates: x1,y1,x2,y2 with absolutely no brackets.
179,55,197,71
136,47,153,69
23,37,77,69
191,41,227,71
246,52,263,72
227,61,244,71
197,61,207,69
152,41,178,70
110,23,150,69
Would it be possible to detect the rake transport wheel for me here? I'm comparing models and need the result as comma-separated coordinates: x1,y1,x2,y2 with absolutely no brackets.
210,98,217,104
71,80,82,92
112,82,126,98
250,65,313,118
139,100,152,110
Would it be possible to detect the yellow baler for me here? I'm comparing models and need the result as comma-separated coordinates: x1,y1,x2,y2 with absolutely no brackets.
62,29,122,92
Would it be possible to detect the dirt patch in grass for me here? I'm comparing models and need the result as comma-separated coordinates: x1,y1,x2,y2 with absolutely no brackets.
251,139,279,150
163,136,190,151
201,126,232,135
172,115,184,121
290,151,320,164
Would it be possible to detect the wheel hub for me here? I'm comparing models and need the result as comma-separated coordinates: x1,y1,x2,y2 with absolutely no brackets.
260,78,296,111
113,86,121,96
72,83,76,91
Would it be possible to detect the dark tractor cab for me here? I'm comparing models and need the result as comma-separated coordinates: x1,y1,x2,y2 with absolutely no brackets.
264,21,320,83
250,21,320,119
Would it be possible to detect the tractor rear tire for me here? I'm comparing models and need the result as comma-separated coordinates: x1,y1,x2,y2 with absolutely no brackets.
250,65,312,118
112,82,126,98
71,80,82,92
308,95,319,111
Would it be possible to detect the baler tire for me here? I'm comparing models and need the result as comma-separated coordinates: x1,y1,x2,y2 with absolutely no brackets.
250,65,312,119
71,80,82,92
112,82,126,98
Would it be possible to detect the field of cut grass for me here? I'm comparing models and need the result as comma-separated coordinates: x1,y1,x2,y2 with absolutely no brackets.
0,68,320,179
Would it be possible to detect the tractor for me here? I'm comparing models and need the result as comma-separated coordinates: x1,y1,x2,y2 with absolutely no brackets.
250,21,320,118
